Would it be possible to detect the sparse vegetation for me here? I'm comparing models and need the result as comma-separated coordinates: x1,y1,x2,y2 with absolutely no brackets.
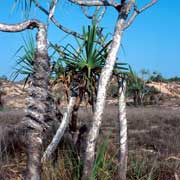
0,105,179,179
1,0,179,179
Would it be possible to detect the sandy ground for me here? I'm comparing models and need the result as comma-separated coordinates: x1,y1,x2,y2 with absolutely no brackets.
147,82,180,98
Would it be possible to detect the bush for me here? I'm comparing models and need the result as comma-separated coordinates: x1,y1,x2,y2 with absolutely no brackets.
149,73,167,83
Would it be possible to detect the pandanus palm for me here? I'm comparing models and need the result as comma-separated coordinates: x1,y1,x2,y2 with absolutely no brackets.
127,69,144,105
42,25,112,162
39,25,132,176
51,24,110,133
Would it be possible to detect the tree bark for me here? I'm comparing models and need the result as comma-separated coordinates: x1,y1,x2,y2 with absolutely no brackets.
23,25,50,180
0,21,50,180
82,15,125,179
25,131,43,180
118,78,127,180
41,96,76,162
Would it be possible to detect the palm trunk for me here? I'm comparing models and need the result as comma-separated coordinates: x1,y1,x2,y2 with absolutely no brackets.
118,78,127,180
82,16,125,179
0,20,50,180
24,25,50,180
25,131,43,180
70,78,85,143
41,96,76,162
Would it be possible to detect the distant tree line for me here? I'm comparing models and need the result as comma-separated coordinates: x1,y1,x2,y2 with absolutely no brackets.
148,72,180,83
108,69,180,106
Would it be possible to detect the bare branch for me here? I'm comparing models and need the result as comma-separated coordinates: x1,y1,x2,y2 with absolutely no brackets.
92,6,101,23
139,0,158,13
125,0,135,15
123,0,158,30
33,0,48,14
96,6,106,24
48,0,58,24
81,6,93,19
122,7,138,30
52,18,84,39
81,6,106,25
0,20,41,32
93,6,101,19
68,0,118,7
33,0,83,39
42,97,76,162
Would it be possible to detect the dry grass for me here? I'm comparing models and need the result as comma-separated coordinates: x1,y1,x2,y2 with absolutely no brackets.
79,105,180,179
0,109,24,125
0,104,180,179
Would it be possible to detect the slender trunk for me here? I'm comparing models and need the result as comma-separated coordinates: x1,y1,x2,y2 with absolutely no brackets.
70,78,85,143
118,78,127,180
0,94,2,108
138,91,142,105
82,16,125,179
71,96,82,144
133,91,138,106
70,96,81,132
41,96,76,162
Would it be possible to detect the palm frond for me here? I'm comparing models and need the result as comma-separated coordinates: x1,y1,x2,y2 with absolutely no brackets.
11,33,35,84
11,0,33,19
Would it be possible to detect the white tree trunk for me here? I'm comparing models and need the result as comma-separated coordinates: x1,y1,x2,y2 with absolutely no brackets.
82,16,125,179
41,96,76,162
118,78,127,180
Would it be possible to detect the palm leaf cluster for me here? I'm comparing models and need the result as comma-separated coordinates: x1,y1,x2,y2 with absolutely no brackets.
51,25,130,104
11,34,35,84
12,24,131,103
50,25,109,104
52,25,110,89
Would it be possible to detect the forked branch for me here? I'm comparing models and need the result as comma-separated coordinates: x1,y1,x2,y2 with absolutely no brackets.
81,6,94,19
81,6,106,25
33,0,84,39
123,0,158,29
48,0,58,24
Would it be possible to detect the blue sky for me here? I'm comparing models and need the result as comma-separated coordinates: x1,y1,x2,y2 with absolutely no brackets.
0,0,180,79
